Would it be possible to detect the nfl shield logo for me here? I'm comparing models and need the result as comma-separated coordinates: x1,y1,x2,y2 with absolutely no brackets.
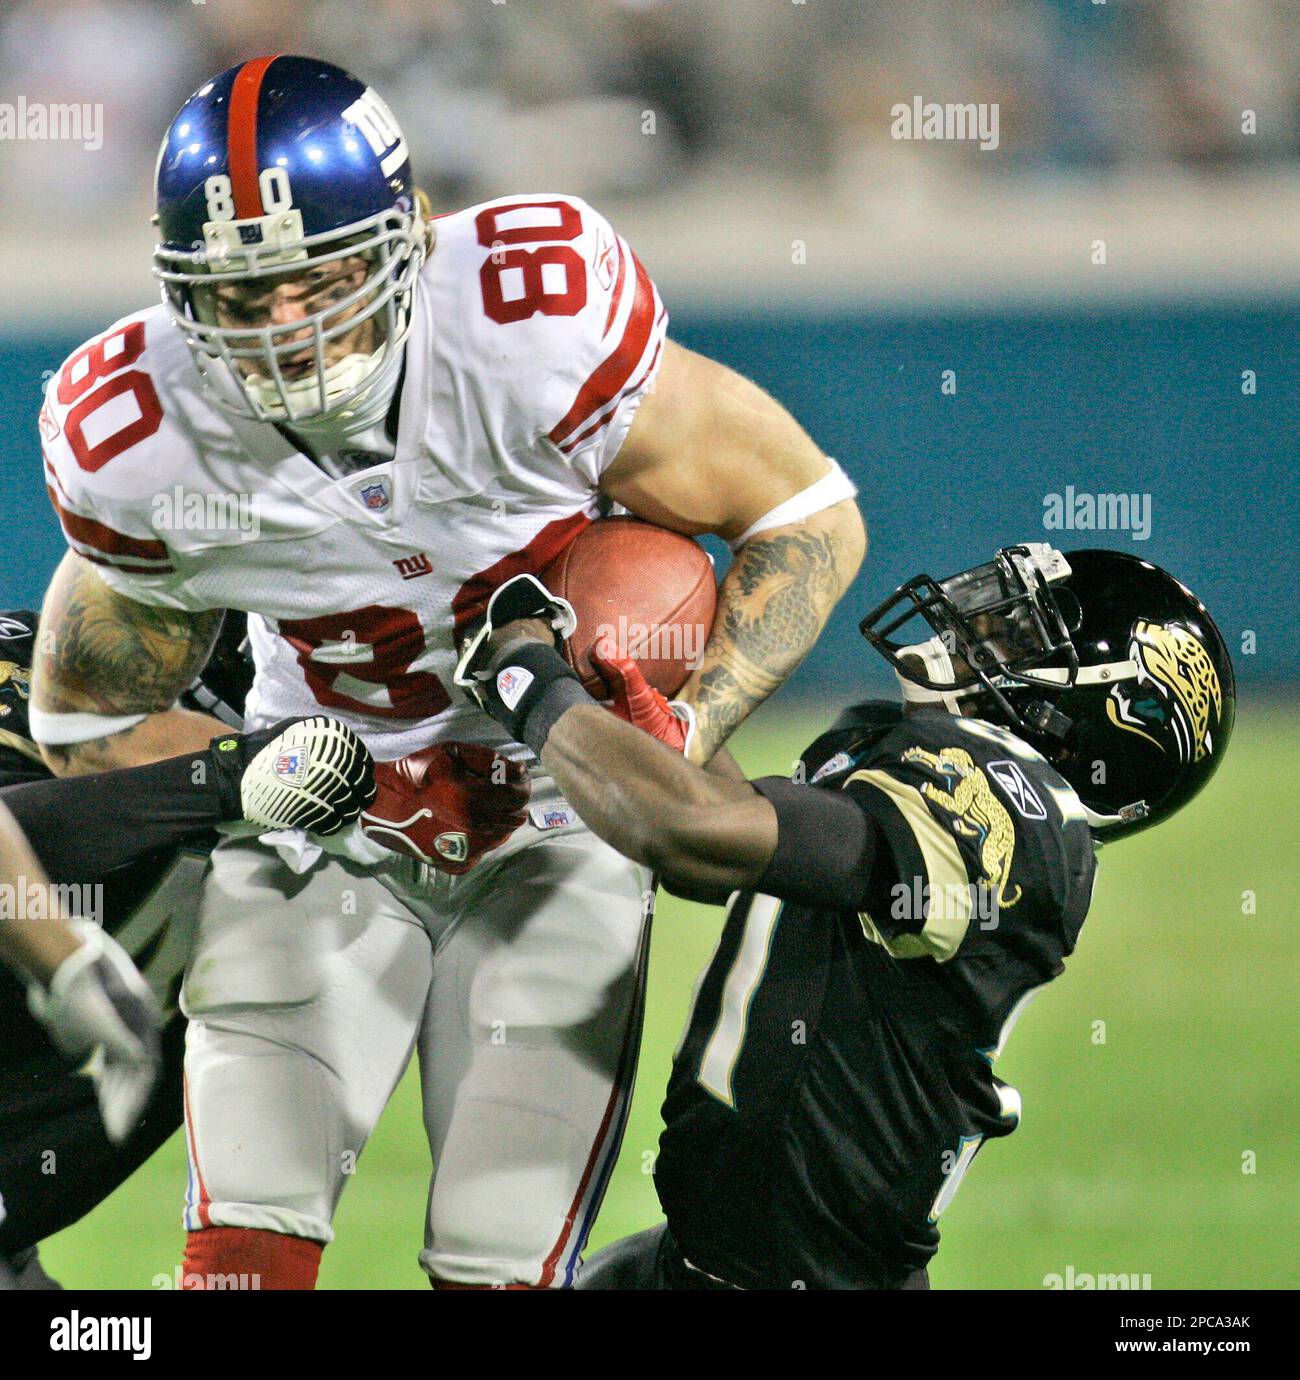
273,749,309,788
360,481,390,511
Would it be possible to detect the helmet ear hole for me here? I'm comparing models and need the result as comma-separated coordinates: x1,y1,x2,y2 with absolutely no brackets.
1053,588,1083,634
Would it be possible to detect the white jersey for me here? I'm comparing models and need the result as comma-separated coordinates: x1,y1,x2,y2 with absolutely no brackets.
39,194,667,759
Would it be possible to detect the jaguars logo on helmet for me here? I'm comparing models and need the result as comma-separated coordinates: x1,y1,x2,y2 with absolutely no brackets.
1106,619,1224,766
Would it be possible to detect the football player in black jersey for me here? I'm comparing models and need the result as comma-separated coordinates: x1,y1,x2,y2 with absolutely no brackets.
456,544,1235,1289
0,611,375,1288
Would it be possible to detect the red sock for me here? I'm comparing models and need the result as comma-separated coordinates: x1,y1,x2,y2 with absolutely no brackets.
182,1227,323,1291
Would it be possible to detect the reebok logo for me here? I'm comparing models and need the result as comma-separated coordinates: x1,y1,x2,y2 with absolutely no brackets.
988,760,1047,820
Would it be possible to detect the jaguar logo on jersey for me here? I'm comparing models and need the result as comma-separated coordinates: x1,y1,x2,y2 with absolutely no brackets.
902,745,1022,907
359,480,390,511
987,760,1047,820
0,660,30,716
434,832,469,863
496,666,535,711
1106,620,1223,765
272,748,310,788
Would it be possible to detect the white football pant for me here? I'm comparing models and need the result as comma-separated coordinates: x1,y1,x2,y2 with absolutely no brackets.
180,779,651,1287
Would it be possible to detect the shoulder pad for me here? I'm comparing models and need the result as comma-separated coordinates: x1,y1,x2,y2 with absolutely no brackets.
426,193,667,483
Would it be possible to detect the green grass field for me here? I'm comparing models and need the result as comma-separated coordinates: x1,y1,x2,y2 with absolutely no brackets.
38,700,1298,1290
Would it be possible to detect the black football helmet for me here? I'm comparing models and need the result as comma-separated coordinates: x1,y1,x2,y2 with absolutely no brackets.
860,545,1236,841
181,611,253,729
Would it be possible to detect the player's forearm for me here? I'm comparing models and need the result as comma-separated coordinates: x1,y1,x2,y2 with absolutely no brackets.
37,707,227,776
676,497,865,761
31,552,226,775
0,802,77,983
2,741,236,881
539,702,777,893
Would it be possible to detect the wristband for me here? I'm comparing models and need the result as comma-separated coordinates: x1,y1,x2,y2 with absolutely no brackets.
482,640,594,753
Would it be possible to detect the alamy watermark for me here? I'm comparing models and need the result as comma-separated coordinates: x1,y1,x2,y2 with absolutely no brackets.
594,615,707,671
891,878,1003,929
1043,486,1151,541
0,877,102,924
153,1266,262,1290
1043,1265,1152,1290
0,98,102,151
890,97,999,152
152,486,261,541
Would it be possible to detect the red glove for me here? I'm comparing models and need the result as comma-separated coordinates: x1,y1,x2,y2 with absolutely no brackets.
590,641,696,756
360,742,531,874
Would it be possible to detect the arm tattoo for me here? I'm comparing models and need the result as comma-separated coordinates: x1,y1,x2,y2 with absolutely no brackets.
687,526,847,758
33,556,222,722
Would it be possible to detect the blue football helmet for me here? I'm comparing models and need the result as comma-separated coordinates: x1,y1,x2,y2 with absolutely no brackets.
153,55,426,424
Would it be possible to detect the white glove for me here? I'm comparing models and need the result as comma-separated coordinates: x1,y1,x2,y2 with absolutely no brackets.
27,920,161,1143
237,716,376,835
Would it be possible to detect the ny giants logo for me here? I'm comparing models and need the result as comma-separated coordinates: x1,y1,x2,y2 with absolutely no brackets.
393,553,433,580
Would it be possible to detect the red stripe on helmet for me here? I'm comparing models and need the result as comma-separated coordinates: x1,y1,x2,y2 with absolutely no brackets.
227,55,279,218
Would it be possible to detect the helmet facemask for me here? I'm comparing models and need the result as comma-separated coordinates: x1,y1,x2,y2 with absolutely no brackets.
860,544,1082,736
155,203,425,425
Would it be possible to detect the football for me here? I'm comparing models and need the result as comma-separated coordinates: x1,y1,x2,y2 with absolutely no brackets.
540,517,717,698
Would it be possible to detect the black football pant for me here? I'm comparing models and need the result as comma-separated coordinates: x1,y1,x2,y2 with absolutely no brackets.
578,1221,930,1290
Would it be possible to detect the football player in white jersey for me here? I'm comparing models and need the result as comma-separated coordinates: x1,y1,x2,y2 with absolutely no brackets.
30,55,865,1289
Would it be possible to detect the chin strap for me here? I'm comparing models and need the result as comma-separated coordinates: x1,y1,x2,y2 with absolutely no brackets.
246,343,396,426
893,638,976,715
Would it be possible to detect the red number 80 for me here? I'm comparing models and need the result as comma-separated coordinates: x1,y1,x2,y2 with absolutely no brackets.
475,200,588,326
56,322,163,472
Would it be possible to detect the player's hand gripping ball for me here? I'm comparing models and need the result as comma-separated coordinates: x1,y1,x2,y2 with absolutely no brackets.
591,639,696,755
231,716,376,835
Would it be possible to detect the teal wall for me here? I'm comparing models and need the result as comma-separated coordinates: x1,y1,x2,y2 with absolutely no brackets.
4,299,1294,696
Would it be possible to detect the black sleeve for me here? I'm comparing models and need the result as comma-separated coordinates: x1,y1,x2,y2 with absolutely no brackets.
0,749,230,883
750,776,882,911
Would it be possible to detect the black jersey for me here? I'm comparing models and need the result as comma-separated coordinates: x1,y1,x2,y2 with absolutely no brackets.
655,701,1098,1290
0,610,215,1255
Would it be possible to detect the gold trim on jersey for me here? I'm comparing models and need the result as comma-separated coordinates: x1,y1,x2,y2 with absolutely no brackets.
0,725,44,765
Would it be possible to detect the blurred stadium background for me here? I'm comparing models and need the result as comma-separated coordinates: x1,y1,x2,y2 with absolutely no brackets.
0,0,1295,1288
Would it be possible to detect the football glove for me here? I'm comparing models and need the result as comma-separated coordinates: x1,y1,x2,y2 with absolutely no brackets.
453,573,577,709
360,742,532,874
591,642,696,756
27,919,161,1144
214,716,376,836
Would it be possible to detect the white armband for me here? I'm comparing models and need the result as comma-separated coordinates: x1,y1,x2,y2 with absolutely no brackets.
729,458,858,550
27,706,148,746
